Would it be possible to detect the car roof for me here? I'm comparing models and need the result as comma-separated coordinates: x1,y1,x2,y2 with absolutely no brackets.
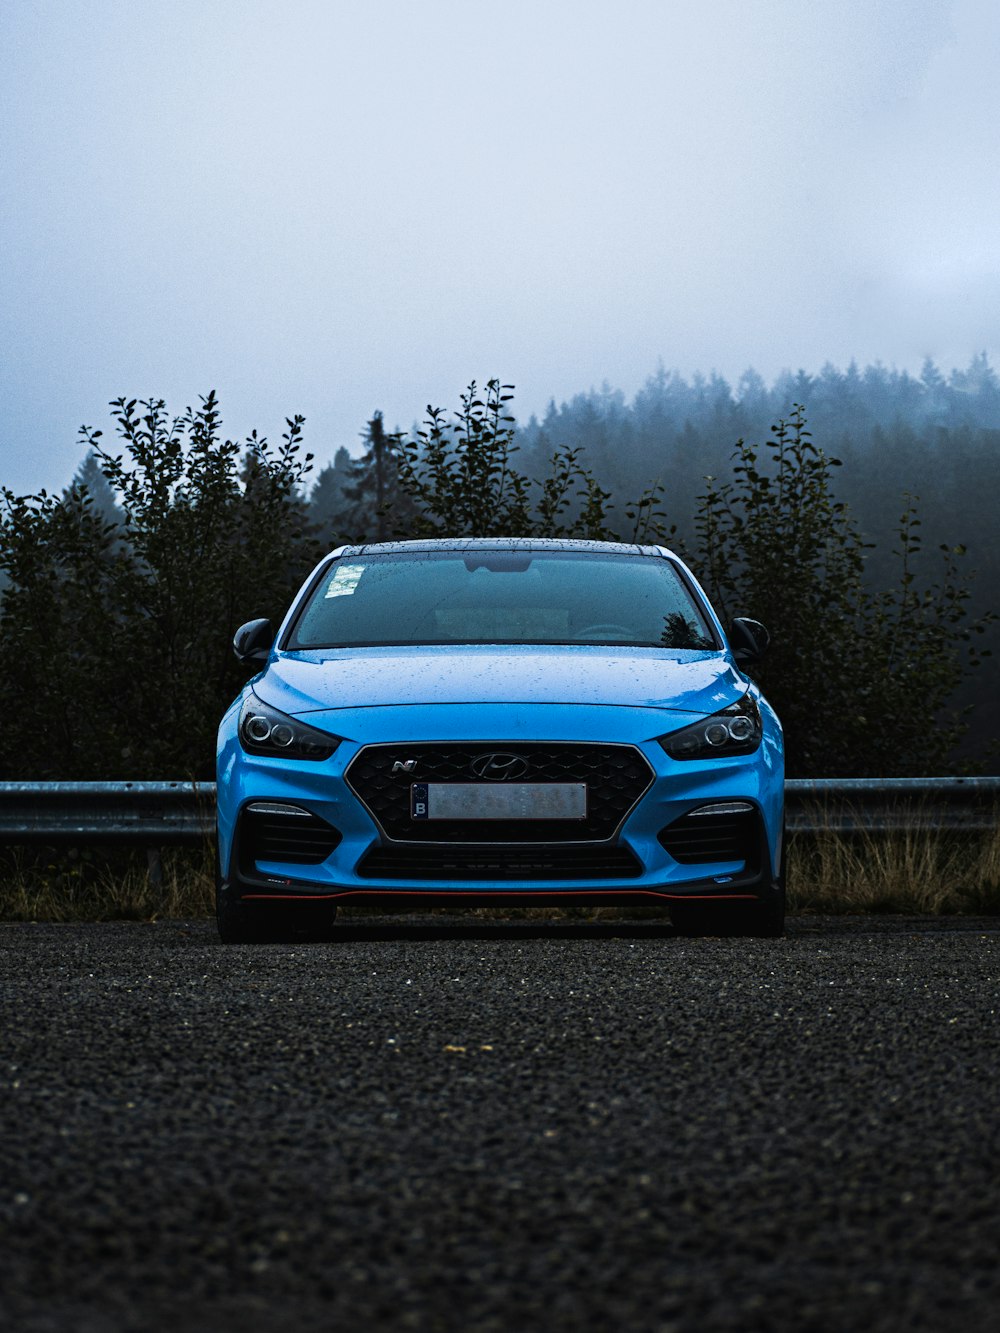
334,537,674,558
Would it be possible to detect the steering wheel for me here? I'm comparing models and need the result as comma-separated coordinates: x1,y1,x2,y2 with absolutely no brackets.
573,623,635,641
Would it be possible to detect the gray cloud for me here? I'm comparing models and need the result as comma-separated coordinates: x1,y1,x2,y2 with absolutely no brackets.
1,0,995,494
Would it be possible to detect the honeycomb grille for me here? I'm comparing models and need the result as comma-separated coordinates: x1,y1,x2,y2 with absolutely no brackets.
346,743,653,843
239,807,342,867
658,808,759,866
358,844,642,881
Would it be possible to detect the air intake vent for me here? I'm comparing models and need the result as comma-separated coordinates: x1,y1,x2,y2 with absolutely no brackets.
239,804,341,867
658,805,759,867
358,844,642,881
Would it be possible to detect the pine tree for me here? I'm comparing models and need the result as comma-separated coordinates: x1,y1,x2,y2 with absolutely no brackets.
309,447,354,547
341,412,416,541
68,451,122,526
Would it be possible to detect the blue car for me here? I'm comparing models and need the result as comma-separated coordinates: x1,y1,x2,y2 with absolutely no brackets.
216,538,784,942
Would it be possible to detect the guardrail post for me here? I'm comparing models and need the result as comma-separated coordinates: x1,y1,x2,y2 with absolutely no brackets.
145,846,164,888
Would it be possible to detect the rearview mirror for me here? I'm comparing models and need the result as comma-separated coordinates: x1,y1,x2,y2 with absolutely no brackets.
729,617,770,666
233,618,274,667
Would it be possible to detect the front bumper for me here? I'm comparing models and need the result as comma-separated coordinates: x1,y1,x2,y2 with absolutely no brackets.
217,702,783,905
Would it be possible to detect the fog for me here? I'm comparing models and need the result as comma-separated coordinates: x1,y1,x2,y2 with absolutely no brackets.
2,0,998,495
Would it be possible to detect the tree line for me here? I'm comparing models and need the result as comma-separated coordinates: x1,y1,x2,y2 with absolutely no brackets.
0,366,994,783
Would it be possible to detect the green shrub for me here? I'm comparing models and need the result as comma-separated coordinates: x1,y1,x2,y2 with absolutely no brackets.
694,407,993,775
396,379,667,541
0,393,320,778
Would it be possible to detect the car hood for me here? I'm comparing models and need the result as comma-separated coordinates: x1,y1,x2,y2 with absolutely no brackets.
257,646,745,717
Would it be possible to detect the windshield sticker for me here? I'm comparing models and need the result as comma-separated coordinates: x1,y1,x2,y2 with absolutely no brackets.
324,565,366,598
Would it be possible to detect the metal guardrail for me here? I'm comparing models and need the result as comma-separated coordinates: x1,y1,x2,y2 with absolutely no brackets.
0,782,216,843
784,777,1000,833
0,777,997,842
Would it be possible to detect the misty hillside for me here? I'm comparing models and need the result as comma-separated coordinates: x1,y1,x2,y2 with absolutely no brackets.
309,355,999,771
509,356,1000,770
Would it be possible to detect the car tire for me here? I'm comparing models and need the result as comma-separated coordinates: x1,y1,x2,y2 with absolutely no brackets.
216,889,266,944
741,884,786,938
216,859,338,944
671,827,786,939
670,887,785,938
217,893,339,944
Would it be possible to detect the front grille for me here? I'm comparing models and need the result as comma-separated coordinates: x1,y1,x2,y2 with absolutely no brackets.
658,807,759,866
358,844,642,881
346,743,653,843
239,805,342,867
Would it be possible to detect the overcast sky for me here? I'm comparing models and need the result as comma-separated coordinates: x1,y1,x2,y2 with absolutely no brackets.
2,0,998,496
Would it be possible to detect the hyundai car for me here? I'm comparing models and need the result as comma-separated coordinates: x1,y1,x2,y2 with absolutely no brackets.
216,538,784,941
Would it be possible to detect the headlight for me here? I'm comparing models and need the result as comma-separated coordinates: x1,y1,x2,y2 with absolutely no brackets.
658,694,762,761
238,693,340,761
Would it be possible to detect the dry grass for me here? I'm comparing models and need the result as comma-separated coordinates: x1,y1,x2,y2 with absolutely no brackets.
1,821,998,922
0,845,215,923
787,820,1000,916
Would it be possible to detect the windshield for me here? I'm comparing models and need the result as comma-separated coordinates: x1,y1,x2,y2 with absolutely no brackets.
286,550,719,650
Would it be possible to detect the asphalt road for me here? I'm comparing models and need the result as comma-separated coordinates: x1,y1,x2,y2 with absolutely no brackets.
1,915,998,1333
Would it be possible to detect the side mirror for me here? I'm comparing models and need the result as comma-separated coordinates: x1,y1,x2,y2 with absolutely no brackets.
729,617,770,666
233,618,274,667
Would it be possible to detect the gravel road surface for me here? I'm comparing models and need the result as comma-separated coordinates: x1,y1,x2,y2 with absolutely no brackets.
1,915,998,1332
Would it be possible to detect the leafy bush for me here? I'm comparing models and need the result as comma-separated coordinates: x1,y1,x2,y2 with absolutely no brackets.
695,407,992,775
0,393,319,778
396,379,667,541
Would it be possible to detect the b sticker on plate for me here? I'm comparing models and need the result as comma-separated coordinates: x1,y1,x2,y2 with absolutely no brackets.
324,564,365,598
411,783,429,819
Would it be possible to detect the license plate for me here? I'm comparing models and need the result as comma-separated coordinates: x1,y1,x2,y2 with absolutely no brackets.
411,782,587,821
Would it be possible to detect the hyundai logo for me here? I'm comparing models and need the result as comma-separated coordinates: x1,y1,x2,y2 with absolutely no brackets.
469,752,530,781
